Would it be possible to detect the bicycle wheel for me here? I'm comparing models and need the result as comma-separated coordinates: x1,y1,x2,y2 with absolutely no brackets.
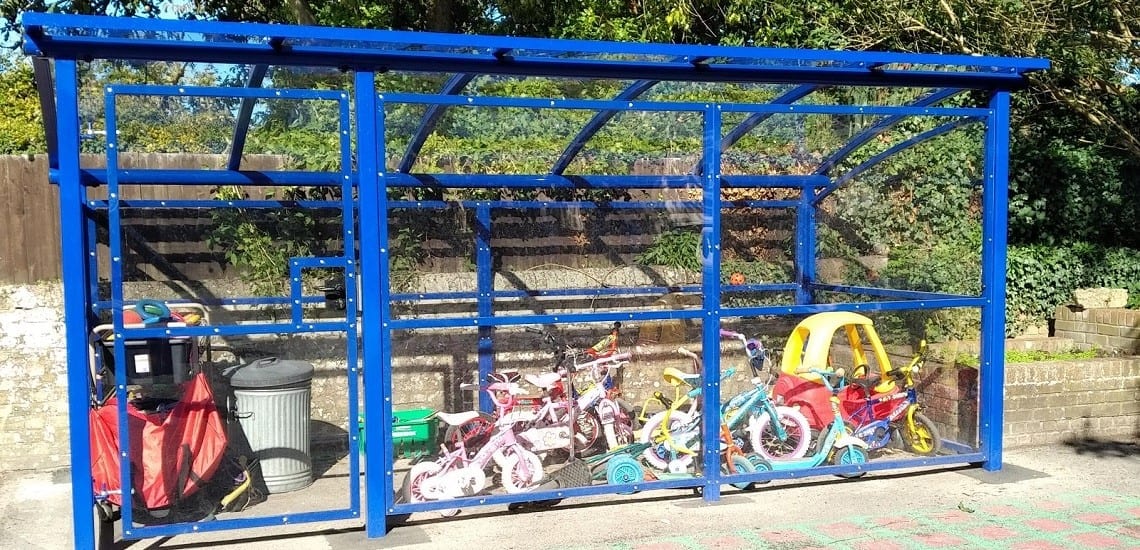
443,412,495,454
830,445,868,479
638,410,693,471
407,461,443,502
750,406,811,460
576,409,603,454
900,411,942,456
501,449,545,493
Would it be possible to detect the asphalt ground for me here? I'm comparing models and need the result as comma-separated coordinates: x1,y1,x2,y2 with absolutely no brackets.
2,439,1138,549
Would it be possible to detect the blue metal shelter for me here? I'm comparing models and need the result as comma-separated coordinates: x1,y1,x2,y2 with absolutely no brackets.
21,12,1048,549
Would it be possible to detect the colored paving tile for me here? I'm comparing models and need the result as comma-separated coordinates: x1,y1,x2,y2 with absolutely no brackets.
1008,541,1069,550
1068,531,1126,548
597,489,1140,550
971,525,1020,540
1074,512,1124,525
913,532,969,547
1024,518,1073,533
696,535,750,549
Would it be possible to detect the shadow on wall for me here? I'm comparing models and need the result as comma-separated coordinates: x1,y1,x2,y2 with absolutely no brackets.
1062,418,1140,458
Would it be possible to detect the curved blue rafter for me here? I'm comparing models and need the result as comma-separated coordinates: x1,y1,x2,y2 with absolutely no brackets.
691,84,817,176
813,117,981,205
550,56,702,175
397,73,477,173
226,64,269,170
813,87,964,176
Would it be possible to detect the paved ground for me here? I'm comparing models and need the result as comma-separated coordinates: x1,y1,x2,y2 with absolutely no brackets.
2,438,1138,549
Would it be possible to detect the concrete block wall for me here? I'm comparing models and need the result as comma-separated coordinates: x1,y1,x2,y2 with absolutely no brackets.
1054,305,1140,354
1004,357,1140,447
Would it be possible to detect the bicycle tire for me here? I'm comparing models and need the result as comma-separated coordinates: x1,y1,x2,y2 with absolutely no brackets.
750,406,811,460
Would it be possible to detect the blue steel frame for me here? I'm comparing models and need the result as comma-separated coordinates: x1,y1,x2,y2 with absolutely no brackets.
21,12,1047,549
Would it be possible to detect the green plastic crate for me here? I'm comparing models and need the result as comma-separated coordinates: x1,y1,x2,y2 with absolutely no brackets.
358,407,438,459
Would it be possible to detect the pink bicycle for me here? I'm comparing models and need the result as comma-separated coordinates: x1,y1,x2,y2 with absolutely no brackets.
408,410,544,510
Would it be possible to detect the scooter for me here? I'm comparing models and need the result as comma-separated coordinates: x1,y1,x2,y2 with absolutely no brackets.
752,368,869,478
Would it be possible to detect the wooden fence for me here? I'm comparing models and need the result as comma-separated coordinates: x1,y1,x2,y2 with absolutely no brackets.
0,153,793,284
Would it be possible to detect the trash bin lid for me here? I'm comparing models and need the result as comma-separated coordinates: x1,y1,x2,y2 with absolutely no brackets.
229,357,315,388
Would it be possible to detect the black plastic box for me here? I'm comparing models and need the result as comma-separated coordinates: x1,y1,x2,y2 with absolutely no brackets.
99,337,192,386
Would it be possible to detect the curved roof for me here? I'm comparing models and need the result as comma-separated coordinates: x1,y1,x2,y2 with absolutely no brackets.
23,13,1048,88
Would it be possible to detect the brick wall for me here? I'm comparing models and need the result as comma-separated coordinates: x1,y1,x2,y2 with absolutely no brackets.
1054,305,1140,354
1004,357,1140,447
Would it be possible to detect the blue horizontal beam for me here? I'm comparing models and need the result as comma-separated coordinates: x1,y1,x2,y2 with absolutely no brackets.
93,296,324,311
389,309,703,330
115,321,353,339
719,451,986,485
384,173,825,189
815,117,981,204
391,476,706,515
23,13,1049,76
87,199,344,209
393,285,704,302
721,297,985,318
390,451,984,516
123,508,359,540
85,198,801,210
810,284,979,302
107,84,346,101
64,170,822,189
25,36,1037,89
385,93,989,117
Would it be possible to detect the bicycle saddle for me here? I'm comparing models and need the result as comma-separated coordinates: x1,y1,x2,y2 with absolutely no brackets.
526,372,564,390
663,367,700,387
435,410,481,426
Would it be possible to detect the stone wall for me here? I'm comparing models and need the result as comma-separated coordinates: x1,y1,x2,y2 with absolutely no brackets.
3,280,1139,473
0,283,70,471
1054,305,1140,355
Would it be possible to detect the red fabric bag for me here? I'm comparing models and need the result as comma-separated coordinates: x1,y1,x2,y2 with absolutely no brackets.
90,372,227,509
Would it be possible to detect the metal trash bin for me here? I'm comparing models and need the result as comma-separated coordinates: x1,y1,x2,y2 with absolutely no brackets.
229,357,315,493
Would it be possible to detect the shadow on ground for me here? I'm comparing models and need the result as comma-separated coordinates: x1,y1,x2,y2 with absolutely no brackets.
1063,434,1140,458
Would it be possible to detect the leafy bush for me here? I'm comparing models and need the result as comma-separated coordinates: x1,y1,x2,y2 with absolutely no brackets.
636,229,702,272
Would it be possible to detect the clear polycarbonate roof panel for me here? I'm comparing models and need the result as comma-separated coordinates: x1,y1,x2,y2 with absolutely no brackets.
24,13,1049,84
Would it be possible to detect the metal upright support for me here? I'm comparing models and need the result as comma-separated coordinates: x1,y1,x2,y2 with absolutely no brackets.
476,203,494,413
56,59,96,550
356,71,392,538
700,105,723,502
795,185,817,305
979,92,1011,471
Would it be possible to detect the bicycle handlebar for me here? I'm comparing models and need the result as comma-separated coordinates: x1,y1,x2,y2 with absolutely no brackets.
719,329,740,339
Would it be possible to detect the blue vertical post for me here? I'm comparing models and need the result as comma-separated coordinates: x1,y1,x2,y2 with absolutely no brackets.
475,203,494,413
700,105,723,501
795,184,817,304
57,59,96,550
979,92,1010,471
357,72,392,538
337,95,361,513
104,87,139,538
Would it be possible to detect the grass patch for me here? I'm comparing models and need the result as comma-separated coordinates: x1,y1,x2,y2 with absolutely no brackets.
954,348,1100,368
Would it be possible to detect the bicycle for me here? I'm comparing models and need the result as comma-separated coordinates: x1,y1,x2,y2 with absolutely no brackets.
843,340,942,455
718,329,812,461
